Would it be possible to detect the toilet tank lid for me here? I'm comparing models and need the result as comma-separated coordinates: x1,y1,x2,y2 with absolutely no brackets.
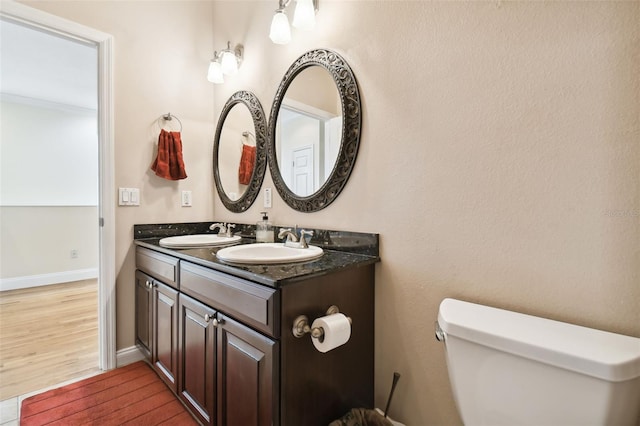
438,298,640,382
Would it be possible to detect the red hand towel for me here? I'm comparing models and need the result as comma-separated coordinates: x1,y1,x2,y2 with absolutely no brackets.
238,144,256,185
151,129,187,180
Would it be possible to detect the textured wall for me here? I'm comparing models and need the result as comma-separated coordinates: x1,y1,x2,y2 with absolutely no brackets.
21,1,640,424
213,2,640,424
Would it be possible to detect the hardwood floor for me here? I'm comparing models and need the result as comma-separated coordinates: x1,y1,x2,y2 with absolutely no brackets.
0,279,100,401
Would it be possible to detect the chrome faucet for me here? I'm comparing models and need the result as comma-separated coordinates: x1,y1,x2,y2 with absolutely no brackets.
278,228,298,243
278,227,313,249
210,222,235,238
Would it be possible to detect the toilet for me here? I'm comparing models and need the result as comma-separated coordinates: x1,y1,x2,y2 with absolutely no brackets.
436,298,640,425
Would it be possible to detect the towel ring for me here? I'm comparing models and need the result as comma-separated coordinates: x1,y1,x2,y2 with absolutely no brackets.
242,131,255,146
161,113,183,132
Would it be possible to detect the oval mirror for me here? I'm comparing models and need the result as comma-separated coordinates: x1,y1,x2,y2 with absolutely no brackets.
268,49,361,212
213,91,267,212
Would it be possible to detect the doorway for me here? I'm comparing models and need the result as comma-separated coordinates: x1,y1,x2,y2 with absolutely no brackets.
0,1,115,393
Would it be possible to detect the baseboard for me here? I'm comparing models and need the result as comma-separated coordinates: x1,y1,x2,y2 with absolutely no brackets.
116,345,145,367
0,268,99,292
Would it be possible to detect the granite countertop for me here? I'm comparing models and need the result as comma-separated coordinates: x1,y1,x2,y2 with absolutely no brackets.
134,223,380,288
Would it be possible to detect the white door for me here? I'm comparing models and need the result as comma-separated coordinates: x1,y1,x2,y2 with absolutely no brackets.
292,146,314,196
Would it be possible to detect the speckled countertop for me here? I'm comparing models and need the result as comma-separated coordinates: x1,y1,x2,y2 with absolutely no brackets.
133,222,380,287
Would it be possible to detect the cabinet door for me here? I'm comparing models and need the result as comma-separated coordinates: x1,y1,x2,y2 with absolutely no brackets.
153,281,179,392
135,270,153,359
178,294,217,426
217,315,278,426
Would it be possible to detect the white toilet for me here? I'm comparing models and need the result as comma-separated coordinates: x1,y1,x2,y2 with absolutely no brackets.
436,298,640,425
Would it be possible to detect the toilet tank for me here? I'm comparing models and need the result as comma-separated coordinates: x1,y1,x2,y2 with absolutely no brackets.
437,298,640,426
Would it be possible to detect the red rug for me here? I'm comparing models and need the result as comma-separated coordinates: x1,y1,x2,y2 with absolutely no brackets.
20,361,197,425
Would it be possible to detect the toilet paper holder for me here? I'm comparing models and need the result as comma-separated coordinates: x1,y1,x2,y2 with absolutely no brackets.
292,305,352,341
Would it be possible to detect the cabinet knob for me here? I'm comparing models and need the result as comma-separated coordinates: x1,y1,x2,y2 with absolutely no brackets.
204,313,212,323
145,281,152,289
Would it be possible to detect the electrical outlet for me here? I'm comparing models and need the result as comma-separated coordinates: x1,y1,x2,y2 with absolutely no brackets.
70,249,79,259
182,190,192,207
264,188,272,208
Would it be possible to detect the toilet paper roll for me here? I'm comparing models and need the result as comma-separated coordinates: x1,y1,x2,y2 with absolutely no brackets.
311,313,351,353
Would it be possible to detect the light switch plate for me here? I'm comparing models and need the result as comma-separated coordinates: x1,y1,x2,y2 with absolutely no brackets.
119,188,140,206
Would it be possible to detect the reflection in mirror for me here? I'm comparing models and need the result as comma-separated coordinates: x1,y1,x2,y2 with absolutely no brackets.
213,91,267,212
276,67,342,196
268,49,361,212
219,104,253,201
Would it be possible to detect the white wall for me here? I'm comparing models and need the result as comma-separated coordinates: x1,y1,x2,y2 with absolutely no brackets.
19,1,640,424
0,97,98,205
0,89,99,290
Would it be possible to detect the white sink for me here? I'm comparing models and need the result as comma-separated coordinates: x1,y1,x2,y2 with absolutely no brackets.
159,234,241,248
216,243,323,264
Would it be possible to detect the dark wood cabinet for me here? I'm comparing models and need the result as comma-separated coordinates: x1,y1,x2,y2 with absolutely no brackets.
177,292,278,426
153,281,178,392
217,314,278,426
178,293,217,426
135,245,375,426
134,270,153,359
134,250,179,393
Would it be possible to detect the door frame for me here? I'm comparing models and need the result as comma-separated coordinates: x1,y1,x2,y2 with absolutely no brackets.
1,1,116,370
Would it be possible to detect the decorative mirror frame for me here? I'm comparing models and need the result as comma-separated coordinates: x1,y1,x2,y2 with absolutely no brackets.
213,91,267,212
267,49,362,212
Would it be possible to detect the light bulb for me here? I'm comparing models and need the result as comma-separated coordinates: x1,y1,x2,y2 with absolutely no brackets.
207,60,224,84
292,0,315,30
220,50,238,75
269,10,291,44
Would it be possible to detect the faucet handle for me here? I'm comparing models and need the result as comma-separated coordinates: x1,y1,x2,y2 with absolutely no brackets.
226,223,236,237
299,229,313,248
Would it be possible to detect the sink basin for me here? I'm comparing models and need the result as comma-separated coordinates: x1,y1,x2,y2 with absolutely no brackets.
159,234,241,248
216,243,323,264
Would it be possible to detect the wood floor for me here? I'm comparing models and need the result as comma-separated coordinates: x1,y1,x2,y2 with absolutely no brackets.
0,279,100,401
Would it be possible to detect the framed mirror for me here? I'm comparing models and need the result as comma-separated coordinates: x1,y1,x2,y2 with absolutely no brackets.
213,91,267,212
267,49,361,212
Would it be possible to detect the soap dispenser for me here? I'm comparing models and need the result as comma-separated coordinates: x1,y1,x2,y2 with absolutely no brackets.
256,212,274,243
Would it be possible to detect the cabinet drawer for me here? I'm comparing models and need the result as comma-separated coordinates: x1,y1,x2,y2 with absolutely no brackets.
180,262,279,337
136,247,179,288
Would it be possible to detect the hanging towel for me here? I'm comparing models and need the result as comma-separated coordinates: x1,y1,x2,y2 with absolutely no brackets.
151,129,187,180
238,144,256,185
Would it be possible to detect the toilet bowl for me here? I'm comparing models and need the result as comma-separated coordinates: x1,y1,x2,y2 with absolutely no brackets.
436,298,640,425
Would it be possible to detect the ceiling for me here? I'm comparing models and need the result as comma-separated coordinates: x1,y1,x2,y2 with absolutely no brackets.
0,18,97,110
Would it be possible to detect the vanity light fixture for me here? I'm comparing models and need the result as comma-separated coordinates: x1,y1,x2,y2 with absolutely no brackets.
207,52,224,84
269,0,318,45
269,8,291,45
207,42,244,84
292,0,317,30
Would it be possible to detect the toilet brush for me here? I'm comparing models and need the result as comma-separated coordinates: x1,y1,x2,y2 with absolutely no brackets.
383,372,401,418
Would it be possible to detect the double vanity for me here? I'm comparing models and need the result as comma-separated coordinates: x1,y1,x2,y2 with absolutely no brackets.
134,222,379,426
134,47,369,426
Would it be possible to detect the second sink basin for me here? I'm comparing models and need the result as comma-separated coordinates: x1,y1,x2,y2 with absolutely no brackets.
216,243,323,264
159,234,241,248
